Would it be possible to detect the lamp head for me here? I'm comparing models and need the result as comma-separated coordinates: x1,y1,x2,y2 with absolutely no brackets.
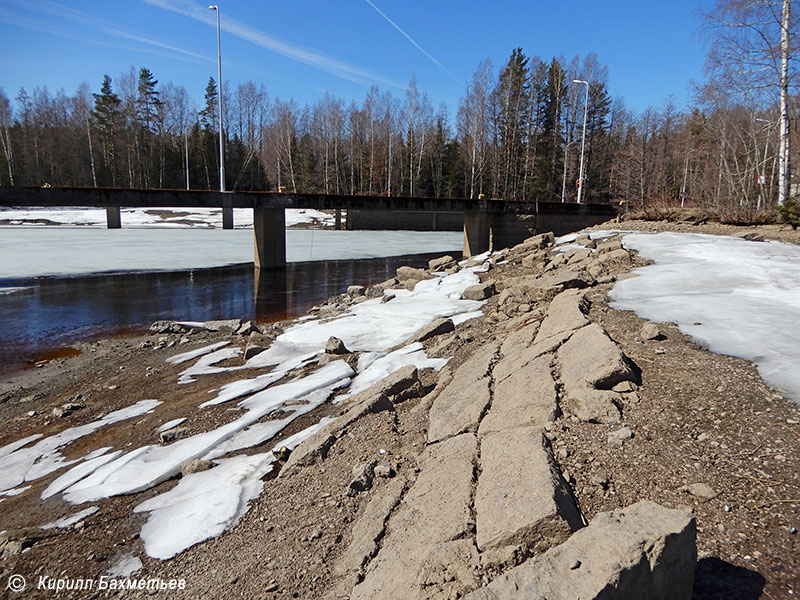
209,5,218,10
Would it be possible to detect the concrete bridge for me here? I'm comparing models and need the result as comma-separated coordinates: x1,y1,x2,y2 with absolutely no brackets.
0,186,617,269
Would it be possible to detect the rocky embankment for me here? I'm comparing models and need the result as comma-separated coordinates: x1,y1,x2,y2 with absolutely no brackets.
1,223,798,600
278,232,697,600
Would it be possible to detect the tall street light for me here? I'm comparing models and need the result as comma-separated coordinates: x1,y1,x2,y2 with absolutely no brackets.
573,79,589,204
209,5,232,228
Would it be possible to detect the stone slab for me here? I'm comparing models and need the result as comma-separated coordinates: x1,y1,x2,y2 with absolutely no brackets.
464,501,696,600
475,428,582,552
351,433,479,600
428,343,498,444
479,356,557,436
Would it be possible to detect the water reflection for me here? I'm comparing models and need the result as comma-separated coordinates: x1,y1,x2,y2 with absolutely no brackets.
0,253,444,376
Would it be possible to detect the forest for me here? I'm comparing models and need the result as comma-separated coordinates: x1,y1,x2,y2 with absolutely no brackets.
0,1,796,222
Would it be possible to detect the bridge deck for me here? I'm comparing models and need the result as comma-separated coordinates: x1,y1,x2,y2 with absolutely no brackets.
0,186,615,216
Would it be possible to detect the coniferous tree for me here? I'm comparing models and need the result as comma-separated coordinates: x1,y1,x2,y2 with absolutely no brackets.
92,75,122,185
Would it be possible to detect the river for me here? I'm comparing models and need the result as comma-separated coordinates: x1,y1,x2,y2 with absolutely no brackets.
0,227,462,376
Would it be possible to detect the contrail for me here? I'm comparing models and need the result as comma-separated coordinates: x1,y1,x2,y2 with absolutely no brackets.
363,0,459,82
142,0,403,90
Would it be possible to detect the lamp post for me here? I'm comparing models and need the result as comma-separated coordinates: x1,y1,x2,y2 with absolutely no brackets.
209,5,232,228
573,79,589,204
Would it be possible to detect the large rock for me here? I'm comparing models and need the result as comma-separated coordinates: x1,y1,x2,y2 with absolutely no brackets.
464,501,696,600
475,428,582,552
409,317,455,344
558,324,636,423
559,323,634,389
479,355,557,436
534,289,590,343
351,433,480,600
428,255,457,272
461,281,496,300
396,266,434,282
428,343,497,443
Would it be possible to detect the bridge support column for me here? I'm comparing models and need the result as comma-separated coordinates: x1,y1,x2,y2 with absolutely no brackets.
463,211,490,258
222,205,234,230
253,208,286,269
106,207,121,229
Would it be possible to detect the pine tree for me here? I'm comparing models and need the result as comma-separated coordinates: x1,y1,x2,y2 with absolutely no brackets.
136,68,161,133
199,77,218,131
92,74,121,185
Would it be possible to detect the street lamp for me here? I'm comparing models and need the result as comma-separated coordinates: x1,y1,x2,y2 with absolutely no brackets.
573,79,589,204
209,5,232,228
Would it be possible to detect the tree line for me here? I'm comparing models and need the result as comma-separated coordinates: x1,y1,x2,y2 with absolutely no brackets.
0,1,795,219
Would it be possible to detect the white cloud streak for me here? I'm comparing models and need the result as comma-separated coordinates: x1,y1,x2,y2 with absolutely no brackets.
1,0,212,65
363,0,459,82
142,0,403,90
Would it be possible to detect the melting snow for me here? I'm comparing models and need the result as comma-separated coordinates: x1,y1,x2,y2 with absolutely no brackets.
41,506,99,530
155,419,187,434
165,341,230,365
610,232,800,403
106,553,143,578
0,400,161,493
134,453,275,560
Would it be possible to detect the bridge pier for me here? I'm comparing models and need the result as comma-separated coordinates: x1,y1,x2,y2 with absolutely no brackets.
222,205,234,230
106,207,121,229
462,211,491,257
253,207,286,269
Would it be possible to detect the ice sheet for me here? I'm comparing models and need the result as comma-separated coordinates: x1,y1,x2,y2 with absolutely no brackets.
106,553,143,577
155,419,187,434
610,232,800,403
246,268,484,370
0,400,160,493
340,343,448,400
165,341,230,365
60,362,354,503
41,506,99,530
134,453,275,559
0,228,461,280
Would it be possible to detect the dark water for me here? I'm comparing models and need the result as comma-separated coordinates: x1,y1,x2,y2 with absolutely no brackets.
0,253,444,377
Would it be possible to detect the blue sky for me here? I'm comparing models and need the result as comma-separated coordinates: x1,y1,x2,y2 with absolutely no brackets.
0,0,714,115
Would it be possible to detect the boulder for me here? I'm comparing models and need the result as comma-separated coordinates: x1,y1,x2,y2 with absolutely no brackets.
180,459,212,476
559,323,635,389
534,290,590,343
464,501,696,600
244,333,272,359
598,248,631,264
396,266,434,282
429,255,457,272
347,285,366,297
607,426,633,447
409,317,455,343
204,319,243,333
348,460,378,495
235,320,260,336
558,324,635,424
640,322,664,341
479,355,557,436
159,427,189,444
325,336,350,355
462,280,496,300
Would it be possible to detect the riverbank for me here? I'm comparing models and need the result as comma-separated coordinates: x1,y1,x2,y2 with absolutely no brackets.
0,220,798,599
